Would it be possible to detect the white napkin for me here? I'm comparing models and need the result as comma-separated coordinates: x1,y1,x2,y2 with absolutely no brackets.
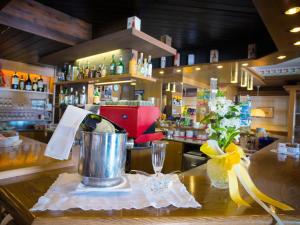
30,173,201,211
44,105,91,160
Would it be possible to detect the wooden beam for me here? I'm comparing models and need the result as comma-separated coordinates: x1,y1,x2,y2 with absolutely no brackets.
0,0,11,10
0,0,91,45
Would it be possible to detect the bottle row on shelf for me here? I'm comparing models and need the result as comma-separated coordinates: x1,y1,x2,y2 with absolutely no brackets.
11,72,47,92
57,52,153,82
58,86,87,106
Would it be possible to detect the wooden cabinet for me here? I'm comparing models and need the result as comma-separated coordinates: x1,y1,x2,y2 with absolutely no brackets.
284,86,300,142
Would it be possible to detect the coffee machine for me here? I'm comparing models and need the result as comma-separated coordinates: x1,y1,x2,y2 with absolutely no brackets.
99,105,164,145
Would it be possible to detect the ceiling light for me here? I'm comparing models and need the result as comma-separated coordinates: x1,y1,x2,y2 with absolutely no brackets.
242,63,249,66
290,27,300,33
195,67,201,71
171,83,176,93
95,79,136,86
217,65,223,69
294,41,300,45
230,62,238,84
130,82,136,86
277,55,286,59
285,7,300,15
176,69,181,72
165,83,170,91
159,70,164,74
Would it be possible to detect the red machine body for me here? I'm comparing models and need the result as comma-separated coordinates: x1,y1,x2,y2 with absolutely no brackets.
100,105,164,143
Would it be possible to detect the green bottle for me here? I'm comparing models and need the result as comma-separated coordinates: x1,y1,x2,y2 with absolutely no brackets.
109,55,116,75
116,56,124,75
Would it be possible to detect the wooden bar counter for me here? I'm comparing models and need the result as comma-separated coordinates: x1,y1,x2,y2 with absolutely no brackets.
0,138,300,225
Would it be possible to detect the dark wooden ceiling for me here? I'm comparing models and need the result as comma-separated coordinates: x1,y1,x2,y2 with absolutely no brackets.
0,0,276,64
0,24,68,64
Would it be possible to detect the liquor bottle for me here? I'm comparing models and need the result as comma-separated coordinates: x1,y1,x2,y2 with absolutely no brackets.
74,91,79,105
64,89,69,105
129,53,137,76
93,87,100,104
77,63,83,80
116,56,124,75
25,74,32,91
79,86,86,105
19,75,25,90
109,55,116,75
147,55,152,77
37,75,44,92
63,63,68,81
84,61,90,79
96,65,101,78
66,64,72,81
32,78,38,91
11,72,19,89
137,52,144,76
89,65,96,78
59,89,65,105
101,64,107,77
143,58,148,77
68,87,75,105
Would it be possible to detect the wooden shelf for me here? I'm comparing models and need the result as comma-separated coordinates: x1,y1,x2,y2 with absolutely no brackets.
0,87,53,95
55,74,156,85
40,28,177,65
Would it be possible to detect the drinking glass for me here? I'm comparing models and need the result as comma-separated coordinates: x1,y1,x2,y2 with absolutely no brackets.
151,141,167,176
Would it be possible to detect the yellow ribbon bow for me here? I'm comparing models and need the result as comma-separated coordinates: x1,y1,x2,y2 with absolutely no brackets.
201,140,293,225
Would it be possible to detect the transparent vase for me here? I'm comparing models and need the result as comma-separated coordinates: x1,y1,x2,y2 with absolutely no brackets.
206,158,229,189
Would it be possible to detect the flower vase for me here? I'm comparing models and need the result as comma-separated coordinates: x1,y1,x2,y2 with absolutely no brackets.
206,158,229,189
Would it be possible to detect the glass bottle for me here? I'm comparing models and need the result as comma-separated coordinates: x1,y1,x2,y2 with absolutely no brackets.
32,78,38,91
11,71,19,89
147,55,152,77
84,61,90,79
109,55,116,75
68,87,74,105
19,75,25,90
63,63,68,81
59,89,65,105
129,53,137,76
74,91,79,105
137,52,144,76
143,58,148,76
66,64,72,81
25,74,32,91
79,86,86,105
37,75,44,92
64,89,69,105
93,87,100,105
116,56,124,75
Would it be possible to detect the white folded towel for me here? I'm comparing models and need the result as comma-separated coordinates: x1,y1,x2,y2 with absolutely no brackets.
44,105,91,160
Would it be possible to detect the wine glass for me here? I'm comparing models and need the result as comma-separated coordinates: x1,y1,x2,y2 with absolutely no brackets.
151,141,167,176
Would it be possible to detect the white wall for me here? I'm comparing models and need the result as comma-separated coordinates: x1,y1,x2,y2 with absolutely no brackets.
250,96,288,132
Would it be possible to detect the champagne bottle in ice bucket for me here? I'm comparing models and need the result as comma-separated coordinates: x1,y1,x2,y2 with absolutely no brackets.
78,113,128,187
80,114,126,133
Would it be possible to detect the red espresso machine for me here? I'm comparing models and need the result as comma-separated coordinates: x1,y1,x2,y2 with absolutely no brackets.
99,105,164,145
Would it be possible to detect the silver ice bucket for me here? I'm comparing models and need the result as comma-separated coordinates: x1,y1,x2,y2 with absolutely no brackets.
78,131,127,187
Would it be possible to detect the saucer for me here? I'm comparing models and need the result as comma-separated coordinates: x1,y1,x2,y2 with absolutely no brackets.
72,176,131,194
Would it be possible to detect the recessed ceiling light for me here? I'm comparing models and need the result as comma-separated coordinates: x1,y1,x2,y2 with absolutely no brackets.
294,41,300,45
277,55,286,59
242,63,249,66
285,7,300,15
176,69,181,72
290,27,300,33
159,70,164,74
217,65,223,69
195,67,201,71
